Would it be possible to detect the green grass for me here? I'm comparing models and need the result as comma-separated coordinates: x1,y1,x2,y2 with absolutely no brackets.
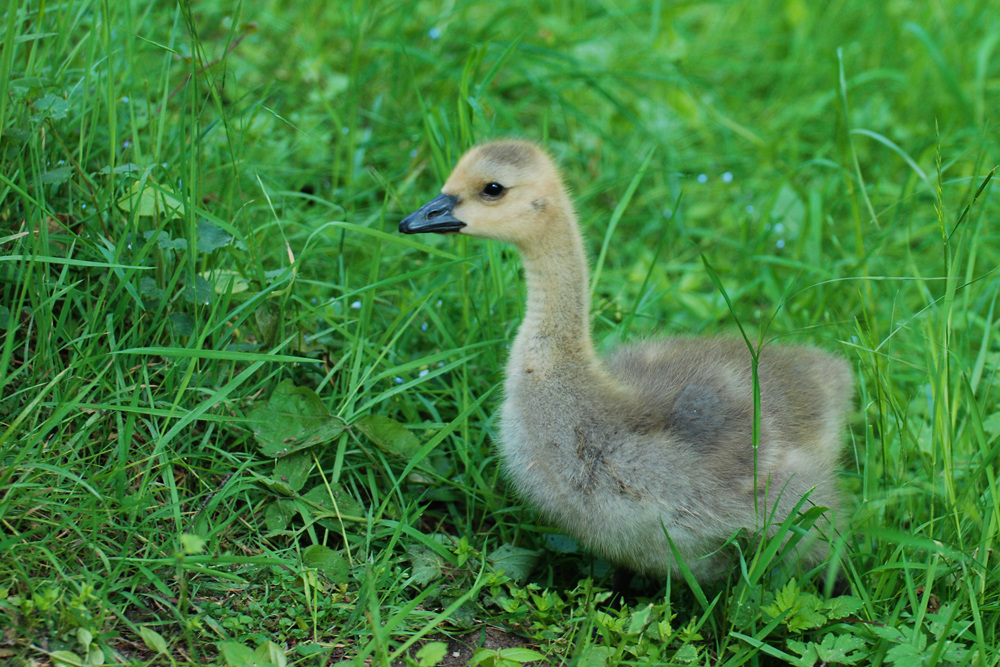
1,0,998,665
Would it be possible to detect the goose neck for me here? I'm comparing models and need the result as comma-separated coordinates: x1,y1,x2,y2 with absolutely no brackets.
515,229,596,362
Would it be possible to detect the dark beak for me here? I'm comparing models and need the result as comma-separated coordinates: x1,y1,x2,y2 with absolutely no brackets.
399,193,466,234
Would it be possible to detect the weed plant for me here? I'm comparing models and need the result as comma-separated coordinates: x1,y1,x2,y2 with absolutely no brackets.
1,0,998,665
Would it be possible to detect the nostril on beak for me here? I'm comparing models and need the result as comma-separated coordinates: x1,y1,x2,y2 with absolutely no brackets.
399,193,463,234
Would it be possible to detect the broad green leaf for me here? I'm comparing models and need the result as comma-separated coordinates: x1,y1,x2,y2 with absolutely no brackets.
253,472,296,496
118,180,185,219
180,533,207,555
97,162,142,175
408,544,445,586
40,166,73,184
139,626,168,655
264,499,296,532
415,641,449,667
181,275,213,305
626,603,654,635
76,628,92,649
144,230,188,251
205,269,250,294
273,452,312,492
255,302,281,344
542,533,580,553
820,594,864,619
672,644,700,664
354,413,421,458
253,640,287,667
301,483,364,520
982,412,1000,436
786,603,826,632
33,93,70,119
470,647,546,666
50,651,84,667
871,623,923,646
302,545,349,584
246,380,347,457
168,313,195,336
487,544,542,584
218,641,256,666
769,182,805,237
197,219,234,253
788,634,866,666
785,640,821,667
941,640,971,662
815,634,867,664
139,277,165,300
578,646,615,667
295,644,328,657
884,643,925,665
495,648,547,662
729,585,772,626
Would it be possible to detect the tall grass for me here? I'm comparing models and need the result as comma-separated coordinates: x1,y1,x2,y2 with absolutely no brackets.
1,0,998,665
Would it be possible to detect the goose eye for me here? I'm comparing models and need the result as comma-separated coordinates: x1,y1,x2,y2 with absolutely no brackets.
482,182,505,199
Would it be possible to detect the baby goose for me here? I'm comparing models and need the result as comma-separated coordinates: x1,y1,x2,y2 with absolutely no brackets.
399,140,852,581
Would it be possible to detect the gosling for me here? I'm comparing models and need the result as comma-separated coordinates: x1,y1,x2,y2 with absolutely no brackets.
399,140,852,582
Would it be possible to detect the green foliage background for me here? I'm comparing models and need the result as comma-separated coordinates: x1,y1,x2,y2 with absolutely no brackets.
1,0,998,664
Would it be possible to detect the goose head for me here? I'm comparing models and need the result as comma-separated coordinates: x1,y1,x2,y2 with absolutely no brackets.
399,140,572,247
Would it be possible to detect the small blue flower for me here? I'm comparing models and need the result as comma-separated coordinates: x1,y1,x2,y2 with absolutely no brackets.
721,172,733,183
429,27,442,39
697,173,708,183
418,369,429,378
351,301,362,309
